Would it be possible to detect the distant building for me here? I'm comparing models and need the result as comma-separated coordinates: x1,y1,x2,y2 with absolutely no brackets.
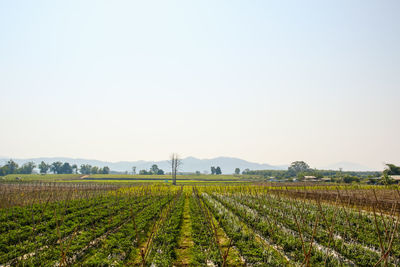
304,176,318,182
390,175,400,182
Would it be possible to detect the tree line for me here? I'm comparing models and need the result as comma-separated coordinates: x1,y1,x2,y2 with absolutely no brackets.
138,164,165,175
210,166,222,175
242,161,382,181
0,160,110,176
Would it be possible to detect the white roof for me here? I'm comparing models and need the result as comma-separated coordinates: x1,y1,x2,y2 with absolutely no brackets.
390,175,400,180
304,176,316,179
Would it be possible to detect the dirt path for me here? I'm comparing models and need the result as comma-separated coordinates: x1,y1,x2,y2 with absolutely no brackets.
200,195,244,266
209,209,244,266
173,195,193,266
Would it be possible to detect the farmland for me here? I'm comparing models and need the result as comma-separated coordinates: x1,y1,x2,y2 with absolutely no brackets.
0,182,399,266
0,174,255,185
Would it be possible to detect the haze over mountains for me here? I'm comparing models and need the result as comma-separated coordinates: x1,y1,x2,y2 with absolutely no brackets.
322,162,373,172
0,157,377,173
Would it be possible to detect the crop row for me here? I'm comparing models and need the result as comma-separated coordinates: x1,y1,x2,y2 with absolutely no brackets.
207,191,399,266
202,192,288,266
190,188,223,266
80,193,173,265
230,192,400,264
0,187,178,266
146,189,185,266
16,196,155,266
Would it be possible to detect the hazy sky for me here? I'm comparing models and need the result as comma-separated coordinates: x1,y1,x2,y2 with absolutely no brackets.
1,1,399,170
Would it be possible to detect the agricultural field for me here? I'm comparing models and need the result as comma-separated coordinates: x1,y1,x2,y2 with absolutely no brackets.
0,183,399,266
1,174,82,182
87,174,246,180
1,174,257,184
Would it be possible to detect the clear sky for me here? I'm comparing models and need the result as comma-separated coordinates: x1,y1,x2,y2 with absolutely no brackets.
0,1,399,170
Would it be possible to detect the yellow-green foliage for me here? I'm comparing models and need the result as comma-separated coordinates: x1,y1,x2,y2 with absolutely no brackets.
2,174,82,181
88,174,247,180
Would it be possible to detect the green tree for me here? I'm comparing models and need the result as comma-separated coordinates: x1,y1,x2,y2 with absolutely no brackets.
211,166,216,175
288,161,310,176
234,168,240,175
5,160,19,174
0,166,7,176
102,166,110,174
215,166,222,175
50,161,63,174
151,164,159,175
380,164,399,185
72,164,78,174
80,164,92,175
91,166,99,174
139,169,150,175
60,163,73,174
297,172,306,180
342,175,360,184
19,162,36,174
381,173,394,185
39,161,50,174
383,164,400,175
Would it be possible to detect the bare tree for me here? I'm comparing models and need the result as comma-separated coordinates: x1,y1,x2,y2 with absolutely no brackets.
170,153,182,185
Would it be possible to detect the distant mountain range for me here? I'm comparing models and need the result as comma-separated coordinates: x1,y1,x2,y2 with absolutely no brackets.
0,157,378,173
